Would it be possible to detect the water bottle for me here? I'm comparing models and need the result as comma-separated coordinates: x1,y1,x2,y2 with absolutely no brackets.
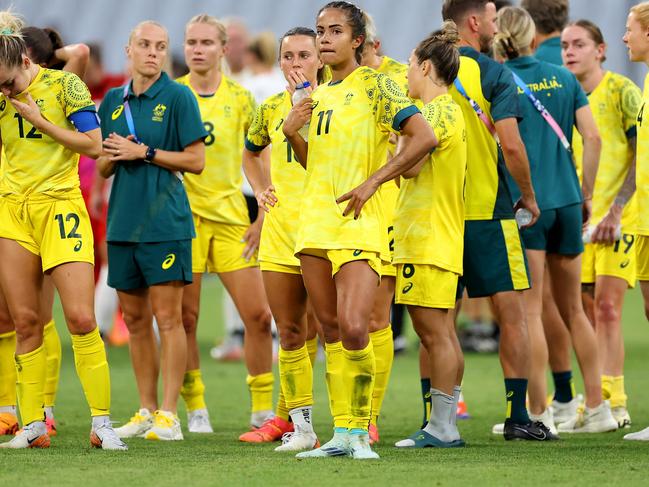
582,225,622,244
292,81,311,135
515,208,533,228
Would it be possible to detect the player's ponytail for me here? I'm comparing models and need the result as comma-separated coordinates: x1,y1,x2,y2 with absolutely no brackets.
494,6,535,61
0,10,26,69
414,20,460,87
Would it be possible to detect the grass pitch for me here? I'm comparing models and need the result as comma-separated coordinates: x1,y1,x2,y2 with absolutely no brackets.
4,276,649,486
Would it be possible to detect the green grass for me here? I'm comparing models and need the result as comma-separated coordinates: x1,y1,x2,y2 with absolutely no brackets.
4,275,649,486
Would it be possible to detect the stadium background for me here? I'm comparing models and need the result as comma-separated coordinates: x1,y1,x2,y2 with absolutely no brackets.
10,0,647,85
3,0,649,484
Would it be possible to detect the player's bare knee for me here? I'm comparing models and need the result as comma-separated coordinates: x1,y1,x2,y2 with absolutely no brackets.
595,297,620,325
181,308,199,334
65,311,96,334
277,321,304,349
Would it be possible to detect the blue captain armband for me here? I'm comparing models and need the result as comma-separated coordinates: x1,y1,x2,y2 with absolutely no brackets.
68,110,100,133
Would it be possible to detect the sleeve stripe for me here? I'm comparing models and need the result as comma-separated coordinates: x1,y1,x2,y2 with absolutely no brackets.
245,138,268,152
392,105,420,131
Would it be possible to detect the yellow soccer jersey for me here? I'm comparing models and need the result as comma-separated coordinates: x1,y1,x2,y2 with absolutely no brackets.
450,47,520,221
177,75,255,225
295,67,419,259
637,73,649,236
0,67,94,196
572,71,640,232
377,56,408,94
376,56,409,256
245,90,305,266
394,94,466,273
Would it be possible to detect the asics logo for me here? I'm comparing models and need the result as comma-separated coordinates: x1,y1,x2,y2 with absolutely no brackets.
620,259,630,269
353,249,363,257
416,434,425,440
402,283,413,294
74,240,82,252
112,105,124,120
162,253,176,270
506,391,514,398
424,392,432,399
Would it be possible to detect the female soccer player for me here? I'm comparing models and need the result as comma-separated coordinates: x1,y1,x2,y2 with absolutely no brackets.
283,1,435,459
242,26,324,451
97,20,206,441
495,6,616,434
0,11,125,450
176,14,275,436
622,0,649,442
562,20,641,429
387,21,467,448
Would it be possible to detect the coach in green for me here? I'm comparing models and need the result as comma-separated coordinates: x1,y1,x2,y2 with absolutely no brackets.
97,21,206,442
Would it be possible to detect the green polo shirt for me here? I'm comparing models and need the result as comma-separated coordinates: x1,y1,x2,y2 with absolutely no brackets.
535,36,563,66
98,72,207,243
505,56,589,210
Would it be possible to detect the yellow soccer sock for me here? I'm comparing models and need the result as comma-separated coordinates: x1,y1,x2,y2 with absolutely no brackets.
324,341,350,429
0,330,17,408
246,372,274,413
610,375,628,408
343,342,376,431
71,327,110,416
279,345,313,411
15,345,46,425
43,320,61,409
601,375,613,401
181,369,207,412
306,336,318,365
275,386,290,421
369,326,393,427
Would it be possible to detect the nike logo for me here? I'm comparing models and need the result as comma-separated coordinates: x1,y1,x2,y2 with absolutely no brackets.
513,425,546,440
27,435,42,445
322,447,348,456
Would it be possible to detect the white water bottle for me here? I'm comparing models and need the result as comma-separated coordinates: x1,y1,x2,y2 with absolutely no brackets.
582,225,622,244
515,208,533,228
292,81,311,135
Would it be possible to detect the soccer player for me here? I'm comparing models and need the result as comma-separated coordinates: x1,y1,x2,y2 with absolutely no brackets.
622,0,649,442
176,14,275,436
358,10,405,444
441,0,555,441
97,20,206,441
242,26,324,451
563,20,641,429
495,6,617,435
0,10,125,450
520,0,568,66
284,1,435,459
387,21,467,448
522,0,580,423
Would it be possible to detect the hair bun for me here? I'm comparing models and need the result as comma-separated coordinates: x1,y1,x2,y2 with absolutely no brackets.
435,20,459,44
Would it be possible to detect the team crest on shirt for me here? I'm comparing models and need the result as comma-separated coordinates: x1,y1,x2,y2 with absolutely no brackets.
224,105,232,118
344,93,354,105
35,98,45,109
152,104,167,122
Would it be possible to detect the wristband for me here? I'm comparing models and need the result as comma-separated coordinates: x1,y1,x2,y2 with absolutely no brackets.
144,146,157,163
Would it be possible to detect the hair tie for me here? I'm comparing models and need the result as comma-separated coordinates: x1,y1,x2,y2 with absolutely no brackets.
0,28,13,35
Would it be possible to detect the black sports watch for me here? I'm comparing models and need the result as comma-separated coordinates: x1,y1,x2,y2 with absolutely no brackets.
144,145,157,163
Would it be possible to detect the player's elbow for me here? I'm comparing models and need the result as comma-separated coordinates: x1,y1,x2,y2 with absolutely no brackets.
187,152,205,175
71,43,90,63
86,140,102,160
583,129,602,152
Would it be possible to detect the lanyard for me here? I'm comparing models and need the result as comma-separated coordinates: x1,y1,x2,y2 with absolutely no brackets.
453,78,499,142
122,82,140,144
511,72,572,153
